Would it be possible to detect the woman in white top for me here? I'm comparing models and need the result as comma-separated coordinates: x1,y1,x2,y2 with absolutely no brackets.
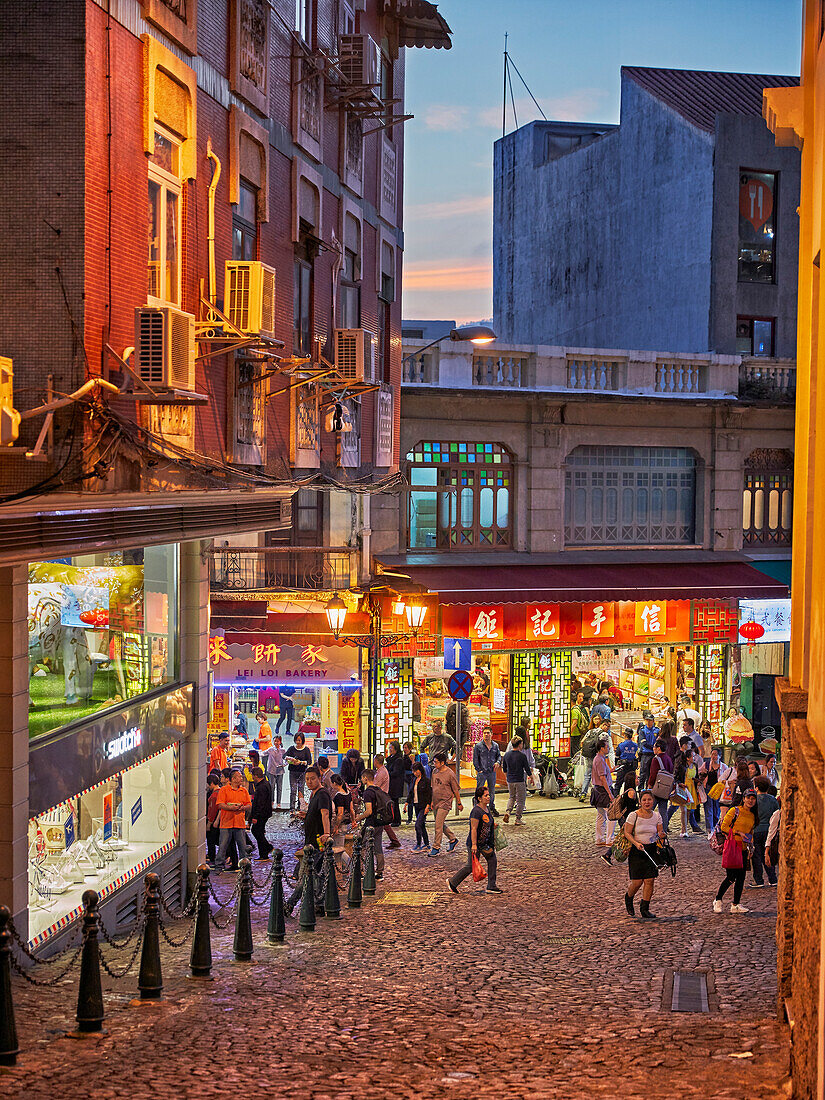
623,790,666,919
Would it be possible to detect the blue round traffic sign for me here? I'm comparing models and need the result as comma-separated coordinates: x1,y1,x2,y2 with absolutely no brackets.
448,669,473,702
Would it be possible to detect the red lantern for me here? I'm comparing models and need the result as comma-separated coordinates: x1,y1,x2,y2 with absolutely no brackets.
739,620,765,651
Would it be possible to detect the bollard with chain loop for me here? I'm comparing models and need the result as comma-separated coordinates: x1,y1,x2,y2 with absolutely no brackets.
362,826,376,896
189,865,213,979
233,859,254,961
347,831,363,909
0,907,19,1064
137,873,163,1000
266,850,286,945
75,890,105,1033
298,847,317,932
323,841,341,920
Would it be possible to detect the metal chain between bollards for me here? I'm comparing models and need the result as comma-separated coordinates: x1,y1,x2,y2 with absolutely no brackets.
98,925,145,979
7,917,83,964
157,910,193,949
250,859,275,891
98,900,145,951
7,936,86,987
207,874,243,928
158,888,198,922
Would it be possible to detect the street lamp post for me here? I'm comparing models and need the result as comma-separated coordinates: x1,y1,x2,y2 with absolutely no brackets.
402,324,497,381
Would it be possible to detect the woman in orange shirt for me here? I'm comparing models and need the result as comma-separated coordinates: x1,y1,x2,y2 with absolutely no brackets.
256,712,273,752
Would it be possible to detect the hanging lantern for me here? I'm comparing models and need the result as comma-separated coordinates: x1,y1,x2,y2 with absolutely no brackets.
738,620,765,652
325,596,348,639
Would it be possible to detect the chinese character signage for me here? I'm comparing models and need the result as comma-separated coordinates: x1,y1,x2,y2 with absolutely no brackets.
581,602,615,639
469,606,504,641
339,690,360,752
208,636,358,682
526,605,560,641
376,658,413,753
738,599,791,644
634,601,667,637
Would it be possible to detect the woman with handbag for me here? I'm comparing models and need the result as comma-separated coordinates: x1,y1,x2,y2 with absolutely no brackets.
713,789,758,913
703,748,730,837
670,746,700,838
447,785,501,895
623,790,666,918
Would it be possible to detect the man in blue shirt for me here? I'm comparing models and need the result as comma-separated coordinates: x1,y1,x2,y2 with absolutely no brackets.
636,712,660,789
472,728,502,816
614,727,638,793
590,691,613,724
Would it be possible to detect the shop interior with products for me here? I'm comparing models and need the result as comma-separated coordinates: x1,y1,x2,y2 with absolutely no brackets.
27,544,178,740
28,744,178,945
210,684,352,769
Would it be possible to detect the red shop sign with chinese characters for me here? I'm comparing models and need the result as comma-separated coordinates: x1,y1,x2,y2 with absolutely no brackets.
448,600,693,648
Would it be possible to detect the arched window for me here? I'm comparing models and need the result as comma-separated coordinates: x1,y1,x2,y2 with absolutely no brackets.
406,442,513,549
564,446,696,546
743,449,793,546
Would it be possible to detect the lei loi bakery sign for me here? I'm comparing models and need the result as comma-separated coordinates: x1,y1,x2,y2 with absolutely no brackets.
209,636,359,681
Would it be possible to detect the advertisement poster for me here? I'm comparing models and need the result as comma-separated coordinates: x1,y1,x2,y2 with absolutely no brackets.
103,791,113,841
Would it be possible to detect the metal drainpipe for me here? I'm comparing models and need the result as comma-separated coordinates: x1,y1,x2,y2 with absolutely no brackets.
206,139,221,307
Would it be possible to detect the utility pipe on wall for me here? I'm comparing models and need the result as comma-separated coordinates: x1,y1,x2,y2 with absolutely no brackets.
206,138,221,307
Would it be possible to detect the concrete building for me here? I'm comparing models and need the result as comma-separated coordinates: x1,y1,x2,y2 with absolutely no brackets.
764,3,825,1094
0,0,451,953
494,68,801,358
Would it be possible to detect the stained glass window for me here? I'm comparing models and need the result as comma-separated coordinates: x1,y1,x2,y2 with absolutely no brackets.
406,442,512,550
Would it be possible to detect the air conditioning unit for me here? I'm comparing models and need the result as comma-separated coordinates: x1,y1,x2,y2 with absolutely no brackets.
339,33,380,88
135,305,196,392
225,261,277,339
335,328,376,383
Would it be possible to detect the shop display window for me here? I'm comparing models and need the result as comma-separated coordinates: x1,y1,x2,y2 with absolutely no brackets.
27,744,179,947
28,544,178,739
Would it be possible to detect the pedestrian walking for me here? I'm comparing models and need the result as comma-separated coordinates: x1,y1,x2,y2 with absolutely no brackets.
285,766,332,912
285,732,312,811
275,686,295,737
502,735,532,825
249,766,273,860
407,761,432,851
447,785,502,895
317,754,336,797
265,735,286,807
636,711,660,789
763,753,780,791
749,776,779,889
623,790,666,918
212,768,252,873
429,751,463,856
592,738,616,863
209,731,231,774
648,739,674,831
703,747,730,837
579,715,606,800
402,741,415,821
330,773,356,869
420,719,458,762
205,771,221,864
658,719,679,765
385,739,407,834
670,745,701,837
356,769,387,880
373,752,402,848
765,797,781,873
713,789,758,914
730,757,752,807
472,727,502,814
569,690,591,759
614,727,639,794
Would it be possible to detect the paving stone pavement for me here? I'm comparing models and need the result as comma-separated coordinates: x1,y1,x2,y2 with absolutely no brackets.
3,803,789,1099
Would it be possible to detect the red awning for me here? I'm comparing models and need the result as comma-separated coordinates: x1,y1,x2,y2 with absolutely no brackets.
385,560,788,604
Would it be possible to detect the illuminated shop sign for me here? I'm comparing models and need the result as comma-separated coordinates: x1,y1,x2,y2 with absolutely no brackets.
208,637,358,682
738,599,791,644
107,726,142,760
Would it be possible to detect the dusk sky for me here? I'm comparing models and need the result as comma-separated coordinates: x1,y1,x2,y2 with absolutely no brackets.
401,0,803,324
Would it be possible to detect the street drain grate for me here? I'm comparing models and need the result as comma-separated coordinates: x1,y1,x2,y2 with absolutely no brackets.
671,970,709,1013
378,891,438,906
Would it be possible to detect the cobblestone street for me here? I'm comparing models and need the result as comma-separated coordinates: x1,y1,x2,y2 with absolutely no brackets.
4,803,788,1099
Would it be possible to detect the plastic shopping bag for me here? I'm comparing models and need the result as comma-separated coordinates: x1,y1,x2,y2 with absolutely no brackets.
471,854,487,882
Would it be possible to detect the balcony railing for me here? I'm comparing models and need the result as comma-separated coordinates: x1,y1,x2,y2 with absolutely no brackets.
739,358,796,401
210,547,356,593
400,339,796,403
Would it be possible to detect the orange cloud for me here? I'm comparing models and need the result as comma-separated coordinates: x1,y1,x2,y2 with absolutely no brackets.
403,260,492,291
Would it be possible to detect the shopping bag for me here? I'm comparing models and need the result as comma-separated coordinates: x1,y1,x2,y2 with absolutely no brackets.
493,822,509,851
669,784,690,807
574,759,586,790
543,771,559,798
721,829,743,870
471,854,487,882
612,830,632,863
707,781,725,801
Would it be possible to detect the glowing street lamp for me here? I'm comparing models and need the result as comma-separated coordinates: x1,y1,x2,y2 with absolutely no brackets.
325,595,348,639
405,599,428,632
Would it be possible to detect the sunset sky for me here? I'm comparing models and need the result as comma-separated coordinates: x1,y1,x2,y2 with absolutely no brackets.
401,0,803,324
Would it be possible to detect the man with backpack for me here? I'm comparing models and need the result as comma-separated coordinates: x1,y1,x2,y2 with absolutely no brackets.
356,767,394,880
637,712,660,789
569,691,590,757
579,719,607,801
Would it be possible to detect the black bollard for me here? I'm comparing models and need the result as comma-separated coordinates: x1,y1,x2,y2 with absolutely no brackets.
138,872,163,1000
0,907,19,1064
298,847,316,932
347,833,363,909
266,850,286,945
323,841,342,920
189,865,213,979
362,826,376,896
233,858,253,961
76,890,105,1033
